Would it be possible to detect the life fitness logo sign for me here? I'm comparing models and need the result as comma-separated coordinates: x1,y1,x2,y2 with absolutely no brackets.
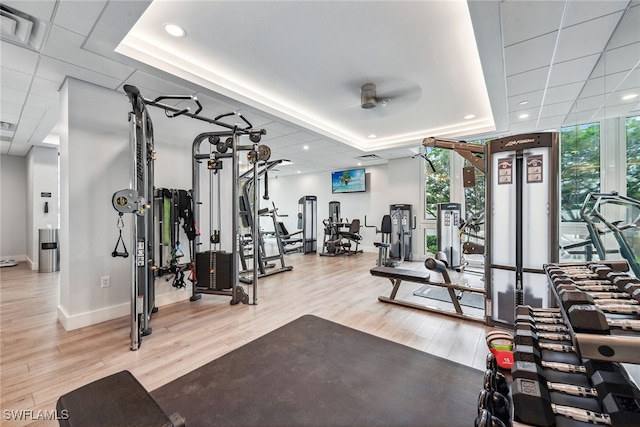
504,138,535,147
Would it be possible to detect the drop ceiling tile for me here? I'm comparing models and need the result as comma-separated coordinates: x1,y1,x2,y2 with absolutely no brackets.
36,56,123,90
289,131,321,143
30,76,61,99
0,86,28,105
21,104,47,120
536,115,565,130
614,68,640,92
506,67,549,96
548,54,599,87
2,0,55,22
508,91,544,112
573,94,607,113
193,92,240,114
1,67,32,92
0,113,20,124
591,43,640,78
509,119,539,134
607,4,640,50
563,0,628,28
569,109,602,125
0,129,15,138
266,135,299,147
0,41,39,75
544,82,584,104
43,26,134,81
123,70,197,100
7,143,31,156
0,99,23,116
1,140,10,154
509,107,540,123
555,12,623,63
600,103,640,119
501,0,564,46
24,92,58,109
29,107,59,144
263,121,299,136
505,32,557,76
540,101,574,118
54,0,107,36
580,71,630,98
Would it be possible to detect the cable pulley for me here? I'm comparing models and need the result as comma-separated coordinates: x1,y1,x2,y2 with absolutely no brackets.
111,213,129,258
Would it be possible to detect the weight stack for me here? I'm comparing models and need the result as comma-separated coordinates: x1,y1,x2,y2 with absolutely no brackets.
195,251,233,290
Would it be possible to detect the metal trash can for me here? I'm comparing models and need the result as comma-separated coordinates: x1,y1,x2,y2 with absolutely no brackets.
39,228,60,273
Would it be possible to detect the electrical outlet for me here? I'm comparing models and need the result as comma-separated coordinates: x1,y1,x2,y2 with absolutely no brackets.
101,276,111,288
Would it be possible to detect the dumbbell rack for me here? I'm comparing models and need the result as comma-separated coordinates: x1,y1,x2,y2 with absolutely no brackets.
476,260,640,427
545,261,640,365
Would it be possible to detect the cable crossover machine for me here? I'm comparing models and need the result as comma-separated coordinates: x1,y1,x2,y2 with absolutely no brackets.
112,84,271,350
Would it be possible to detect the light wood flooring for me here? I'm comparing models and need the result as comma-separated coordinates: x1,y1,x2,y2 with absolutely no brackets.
1,252,494,426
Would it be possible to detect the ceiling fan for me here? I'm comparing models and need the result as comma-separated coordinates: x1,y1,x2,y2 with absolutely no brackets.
360,83,391,109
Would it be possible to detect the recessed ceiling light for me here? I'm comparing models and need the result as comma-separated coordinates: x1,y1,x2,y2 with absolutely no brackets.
463,115,475,120
519,113,529,119
164,23,186,37
357,162,362,166
303,145,309,150
622,94,638,101
368,134,377,139
297,170,301,174
519,100,528,105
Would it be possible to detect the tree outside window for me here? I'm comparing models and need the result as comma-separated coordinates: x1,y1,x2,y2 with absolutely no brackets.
627,116,640,201
560,123,601,221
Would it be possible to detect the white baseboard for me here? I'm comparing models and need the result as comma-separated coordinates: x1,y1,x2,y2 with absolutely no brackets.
57,288,190,331
1,254,27,262
58,302,129,331
155,286,191,307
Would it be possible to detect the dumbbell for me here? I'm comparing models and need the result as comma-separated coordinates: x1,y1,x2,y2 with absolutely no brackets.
554,276,618,286
548,265,614,280
474,409,506,427
484,366,510,397
514,329,572,346
560,290,640,316
516,313,567,325
515,319,569,333
511,360,598,397
513,343,581,366
512,377,640,427
556,282,620,292
568,304,640,332
480,369,511,426
512,360,639,398
485,353,510,397
558,286,636,302
539,359,617,375
515,305,563,318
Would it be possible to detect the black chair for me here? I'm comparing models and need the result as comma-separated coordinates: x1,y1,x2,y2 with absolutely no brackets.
340,219,362,255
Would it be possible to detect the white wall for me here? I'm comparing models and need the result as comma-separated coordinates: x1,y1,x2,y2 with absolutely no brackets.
58,78,203,330
267,158,425,256
54,77,428,330
0,154,27,260
25,146,59,269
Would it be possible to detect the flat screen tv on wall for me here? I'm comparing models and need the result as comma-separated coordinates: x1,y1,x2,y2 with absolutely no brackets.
331,168,366,193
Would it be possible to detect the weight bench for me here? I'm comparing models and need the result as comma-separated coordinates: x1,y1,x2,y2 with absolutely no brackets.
56,370,185,427
371,257,486,323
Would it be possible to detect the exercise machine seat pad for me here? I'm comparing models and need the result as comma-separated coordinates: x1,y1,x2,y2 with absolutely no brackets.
56,370,178,427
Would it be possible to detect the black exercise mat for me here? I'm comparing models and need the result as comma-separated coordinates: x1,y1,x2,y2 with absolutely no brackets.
152,315,481,427
414,284,485,309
